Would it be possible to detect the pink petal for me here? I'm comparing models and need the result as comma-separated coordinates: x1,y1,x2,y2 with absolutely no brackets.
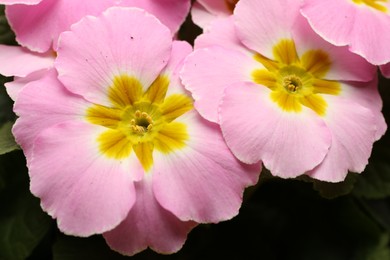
194,16,249,54
6,0,115,52
162,41,193,96
55,7,172,107
301,0,390,65
12,69,89,158
380,63,390,78
191,1,219,29
29,121,136,236
307,93,378,182
104,175,196,256
197,0,232,15
180,46,258,123
220,82,331,178
0,45,54,77
4,69,48,101
6,0,189,53
153,110,260,223
292,15,376,82
234,0,301,58
119,0,191,34
0,0,41,4
339,78,386,140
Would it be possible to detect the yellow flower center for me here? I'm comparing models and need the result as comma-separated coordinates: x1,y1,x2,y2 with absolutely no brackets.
352,0,388,12
252,39,341,116
86,75,193,172
225,0,239,13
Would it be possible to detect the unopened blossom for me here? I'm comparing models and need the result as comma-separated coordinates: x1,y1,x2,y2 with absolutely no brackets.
12,7,260,255
181,0,386,182
0,0,190,100
192,0,239,28
301,0,390,65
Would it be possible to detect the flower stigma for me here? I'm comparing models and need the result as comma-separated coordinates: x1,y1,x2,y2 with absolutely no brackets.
283,75,302,93
131,110,154,134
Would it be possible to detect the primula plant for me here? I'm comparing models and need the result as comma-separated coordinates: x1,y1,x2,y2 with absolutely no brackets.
0,0,390,259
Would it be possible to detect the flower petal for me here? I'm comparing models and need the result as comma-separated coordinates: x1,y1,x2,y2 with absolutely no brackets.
307,94,378,182
153,110,260,223
0,45,54,77
180,46,258,123
292,14,376,82
234,0,300,58
118,0,191,34
55,7,172,107
0,0,41,4
380,63,390,78
6,0,115,52
4,69,48,101
104,175,196,256
195,16,249,55
301,0,390,65
220,82,331,178
29,121,136,236
12,69,89,158
191,1,219,29
161,40,193,97
338,79,387,141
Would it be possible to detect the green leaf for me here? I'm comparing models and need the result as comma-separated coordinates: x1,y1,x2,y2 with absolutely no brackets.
0,152,52,260
357,234,390,260
0,121,19,155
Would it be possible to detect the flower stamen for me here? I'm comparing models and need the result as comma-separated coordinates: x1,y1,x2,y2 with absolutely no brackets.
283,75,302,93
131,110,154,134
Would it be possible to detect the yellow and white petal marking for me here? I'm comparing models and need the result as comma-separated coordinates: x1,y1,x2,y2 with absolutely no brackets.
86,75,193,171
352,0,388,13
252,39,341,116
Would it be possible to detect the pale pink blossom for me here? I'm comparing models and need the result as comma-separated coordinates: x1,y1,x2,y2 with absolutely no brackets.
301,0,390,65
12,7,260,255
181,0,386,182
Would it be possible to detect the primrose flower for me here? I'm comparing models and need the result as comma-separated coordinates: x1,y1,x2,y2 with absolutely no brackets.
181,0,386,182
301,0,390,65
0,0,190,100
12,7,260,255
191,0,239,28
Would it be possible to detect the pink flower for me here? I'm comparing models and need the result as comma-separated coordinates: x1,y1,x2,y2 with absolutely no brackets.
0,0,190,99
6,0,190,53
12,7,260,255
0,0,41,4
181,0,386,182
301,0,390,65
191,0,238,29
